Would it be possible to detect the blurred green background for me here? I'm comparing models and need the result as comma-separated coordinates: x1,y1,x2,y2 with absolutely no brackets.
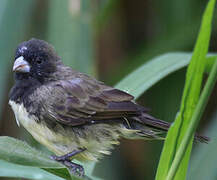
0,0,217,180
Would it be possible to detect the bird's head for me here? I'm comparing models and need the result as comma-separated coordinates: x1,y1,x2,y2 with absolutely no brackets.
13,38,61,83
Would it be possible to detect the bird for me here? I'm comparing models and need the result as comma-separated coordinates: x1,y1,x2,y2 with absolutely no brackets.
9,38,208,176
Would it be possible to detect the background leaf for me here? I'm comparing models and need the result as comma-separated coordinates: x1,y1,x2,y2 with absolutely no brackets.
47,0,95,75
115,53,216,99
187,111,217,180
0,0,35,116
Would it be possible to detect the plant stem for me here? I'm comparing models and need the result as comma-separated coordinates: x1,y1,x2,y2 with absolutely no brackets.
166,58,217,180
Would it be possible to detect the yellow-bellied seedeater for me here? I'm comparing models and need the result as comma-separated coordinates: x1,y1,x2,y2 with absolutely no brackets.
9,38,208,176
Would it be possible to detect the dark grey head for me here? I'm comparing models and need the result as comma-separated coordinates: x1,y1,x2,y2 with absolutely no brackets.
13,38,61,82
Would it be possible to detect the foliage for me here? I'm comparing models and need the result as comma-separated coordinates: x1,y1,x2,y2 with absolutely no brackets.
0,0,217,180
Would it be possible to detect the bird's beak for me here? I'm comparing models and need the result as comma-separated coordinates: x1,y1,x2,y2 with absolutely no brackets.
13,56,30,73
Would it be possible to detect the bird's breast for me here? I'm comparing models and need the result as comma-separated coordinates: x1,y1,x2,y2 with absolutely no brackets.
9,100,38,128
9,100,65,155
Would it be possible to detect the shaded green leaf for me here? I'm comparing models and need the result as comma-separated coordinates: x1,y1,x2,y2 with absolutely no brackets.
44,168,82,180
0,136,62,168
0,160,64,180
0,136,78,179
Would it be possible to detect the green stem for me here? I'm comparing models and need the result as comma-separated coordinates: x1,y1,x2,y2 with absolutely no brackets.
166,58,217,180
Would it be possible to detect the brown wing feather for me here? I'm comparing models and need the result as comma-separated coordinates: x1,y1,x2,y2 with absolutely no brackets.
39,74,141,126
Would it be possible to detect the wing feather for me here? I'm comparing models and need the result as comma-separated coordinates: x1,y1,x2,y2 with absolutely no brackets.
39,75,140,126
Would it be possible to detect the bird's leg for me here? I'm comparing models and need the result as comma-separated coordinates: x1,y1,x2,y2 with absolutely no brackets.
50,148,86,176
51,148,86,161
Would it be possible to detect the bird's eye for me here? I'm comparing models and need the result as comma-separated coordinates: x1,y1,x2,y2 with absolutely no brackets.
36,58,42,64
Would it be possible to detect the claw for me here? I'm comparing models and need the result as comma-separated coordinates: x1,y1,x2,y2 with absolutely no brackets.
64,161,85,177
49,149,86,177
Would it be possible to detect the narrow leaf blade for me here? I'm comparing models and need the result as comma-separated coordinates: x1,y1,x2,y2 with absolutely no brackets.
156,0,216,179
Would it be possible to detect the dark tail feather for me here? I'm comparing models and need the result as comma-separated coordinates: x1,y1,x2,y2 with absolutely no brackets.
131,113,210,143
194,134,210,143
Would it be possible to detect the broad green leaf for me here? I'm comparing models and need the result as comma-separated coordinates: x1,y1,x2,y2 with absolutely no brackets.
0,136,98,179
0,136,62,168
0,136,79,179
115,53,216,99
0,160,64,180
116,53,191,98
156,0,216,179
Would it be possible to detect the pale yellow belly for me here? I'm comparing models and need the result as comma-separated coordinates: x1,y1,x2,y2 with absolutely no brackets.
9,101,132,161
9,100,71,155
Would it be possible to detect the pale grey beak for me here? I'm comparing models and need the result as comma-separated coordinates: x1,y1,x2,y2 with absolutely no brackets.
13,56,30,73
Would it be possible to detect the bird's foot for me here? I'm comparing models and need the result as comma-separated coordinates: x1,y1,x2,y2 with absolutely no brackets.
63,160,85,177
50,148,86,177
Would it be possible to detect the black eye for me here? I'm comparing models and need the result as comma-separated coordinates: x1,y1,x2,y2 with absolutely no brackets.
36,58,42,64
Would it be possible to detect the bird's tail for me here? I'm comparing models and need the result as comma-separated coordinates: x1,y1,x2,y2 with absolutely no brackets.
121,113,209,143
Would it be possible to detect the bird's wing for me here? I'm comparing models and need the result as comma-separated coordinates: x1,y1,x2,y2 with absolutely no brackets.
40,76,143,126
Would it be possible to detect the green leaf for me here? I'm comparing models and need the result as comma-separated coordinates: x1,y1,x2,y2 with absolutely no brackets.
166,57,217,180
205,55,217,73
0,160,64,180
0,136,77,179
44,168,82,180
156,0,216,179
0,136,62,168
115,53,191,98
0,136,97,179
115,53,216,99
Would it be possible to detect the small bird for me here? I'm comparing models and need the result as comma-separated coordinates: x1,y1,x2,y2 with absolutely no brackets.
9,38,208,176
